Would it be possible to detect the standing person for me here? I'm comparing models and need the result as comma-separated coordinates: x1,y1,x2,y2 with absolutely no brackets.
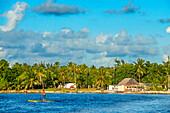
42,89,46,101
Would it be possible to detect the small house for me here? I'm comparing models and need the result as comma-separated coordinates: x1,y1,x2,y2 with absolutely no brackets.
114,78,145,92
64,83,76,89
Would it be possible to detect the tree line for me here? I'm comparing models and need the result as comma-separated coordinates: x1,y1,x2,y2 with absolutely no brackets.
0,58,169,91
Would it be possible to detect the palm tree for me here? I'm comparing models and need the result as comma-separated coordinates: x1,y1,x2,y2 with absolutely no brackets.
12,76,23,91
114,58,121,67
20,71,38,90
114,58,122,84
58,66,69,87
46,69,58,88
79,64,88,88
145,61,151,76
67,62,77,86
0,77,12,90
0,59,12,90
19,63,40,90
94,66,109,89
133,58,145,83
88,65,97,88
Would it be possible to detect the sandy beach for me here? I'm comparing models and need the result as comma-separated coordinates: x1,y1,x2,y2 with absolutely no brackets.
1,90,170,94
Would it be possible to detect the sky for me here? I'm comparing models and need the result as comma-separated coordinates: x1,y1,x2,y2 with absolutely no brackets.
0,0,169,67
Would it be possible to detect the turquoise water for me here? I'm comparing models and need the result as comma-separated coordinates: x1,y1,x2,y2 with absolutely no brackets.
0,93,169,113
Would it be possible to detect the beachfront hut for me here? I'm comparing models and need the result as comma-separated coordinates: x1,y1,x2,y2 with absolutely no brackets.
114,78,145,92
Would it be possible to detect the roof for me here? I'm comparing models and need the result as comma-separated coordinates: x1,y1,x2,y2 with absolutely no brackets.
117,78,139,85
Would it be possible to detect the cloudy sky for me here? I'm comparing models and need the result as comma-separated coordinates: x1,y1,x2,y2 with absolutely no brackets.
0,0,169,67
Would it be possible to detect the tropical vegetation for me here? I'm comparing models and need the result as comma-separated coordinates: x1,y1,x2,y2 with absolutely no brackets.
0,58,169,91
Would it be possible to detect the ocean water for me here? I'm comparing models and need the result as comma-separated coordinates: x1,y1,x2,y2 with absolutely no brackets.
0,93,169,113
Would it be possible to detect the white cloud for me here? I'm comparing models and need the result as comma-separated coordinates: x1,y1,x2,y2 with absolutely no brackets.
0,50,7,58
92,57,115,67
96,32,112,44
100,51,107,56
164,44,170,56
114,34,119,38
58,28,90,38
163,54,169,62
43,31,51,37
114,30,133,45
59,28,74,38
61,28,71,34
41,41,49,48
166,27,170,34
32,0,85,15
80,28,90,33
0,2,29,32
135,34,157,45
120,30,127,37
0,28,160,66
104,0,139,14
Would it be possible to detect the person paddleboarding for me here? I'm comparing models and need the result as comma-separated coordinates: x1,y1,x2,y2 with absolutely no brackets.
42,89,46,101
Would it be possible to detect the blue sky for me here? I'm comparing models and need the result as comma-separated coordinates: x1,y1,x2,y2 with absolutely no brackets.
0,0,169,67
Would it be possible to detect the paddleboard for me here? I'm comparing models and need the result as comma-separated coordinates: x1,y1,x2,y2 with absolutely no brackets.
28,100,54,103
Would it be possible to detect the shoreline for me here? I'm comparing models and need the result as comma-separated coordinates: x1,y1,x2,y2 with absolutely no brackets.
0,90,170,94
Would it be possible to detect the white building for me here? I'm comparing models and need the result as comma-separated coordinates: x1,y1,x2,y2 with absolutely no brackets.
108,85,115,90
114,78,144,92
64,83,76,89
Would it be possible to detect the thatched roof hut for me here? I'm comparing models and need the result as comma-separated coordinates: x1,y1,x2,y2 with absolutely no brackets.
117,78,139,85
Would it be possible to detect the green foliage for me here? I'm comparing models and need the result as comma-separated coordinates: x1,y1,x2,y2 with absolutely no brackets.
0,58,169,91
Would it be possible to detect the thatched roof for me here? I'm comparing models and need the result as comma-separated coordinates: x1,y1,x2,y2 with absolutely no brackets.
117,78,139,85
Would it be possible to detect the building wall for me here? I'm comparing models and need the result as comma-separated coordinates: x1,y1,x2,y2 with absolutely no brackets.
124,85,145,91
108,85,115,90
64,83,76,89
114,85,145,92
115,85,124,91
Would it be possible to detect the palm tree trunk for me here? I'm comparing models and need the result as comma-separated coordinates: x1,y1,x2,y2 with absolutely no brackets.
86,69,88,88
139,74,140,83
42,82,44,90
114,67,116,85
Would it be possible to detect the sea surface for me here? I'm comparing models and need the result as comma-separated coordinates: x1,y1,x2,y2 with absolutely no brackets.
0,93,169,113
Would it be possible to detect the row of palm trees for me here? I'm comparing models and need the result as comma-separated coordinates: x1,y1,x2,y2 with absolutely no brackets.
0,58,169,91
